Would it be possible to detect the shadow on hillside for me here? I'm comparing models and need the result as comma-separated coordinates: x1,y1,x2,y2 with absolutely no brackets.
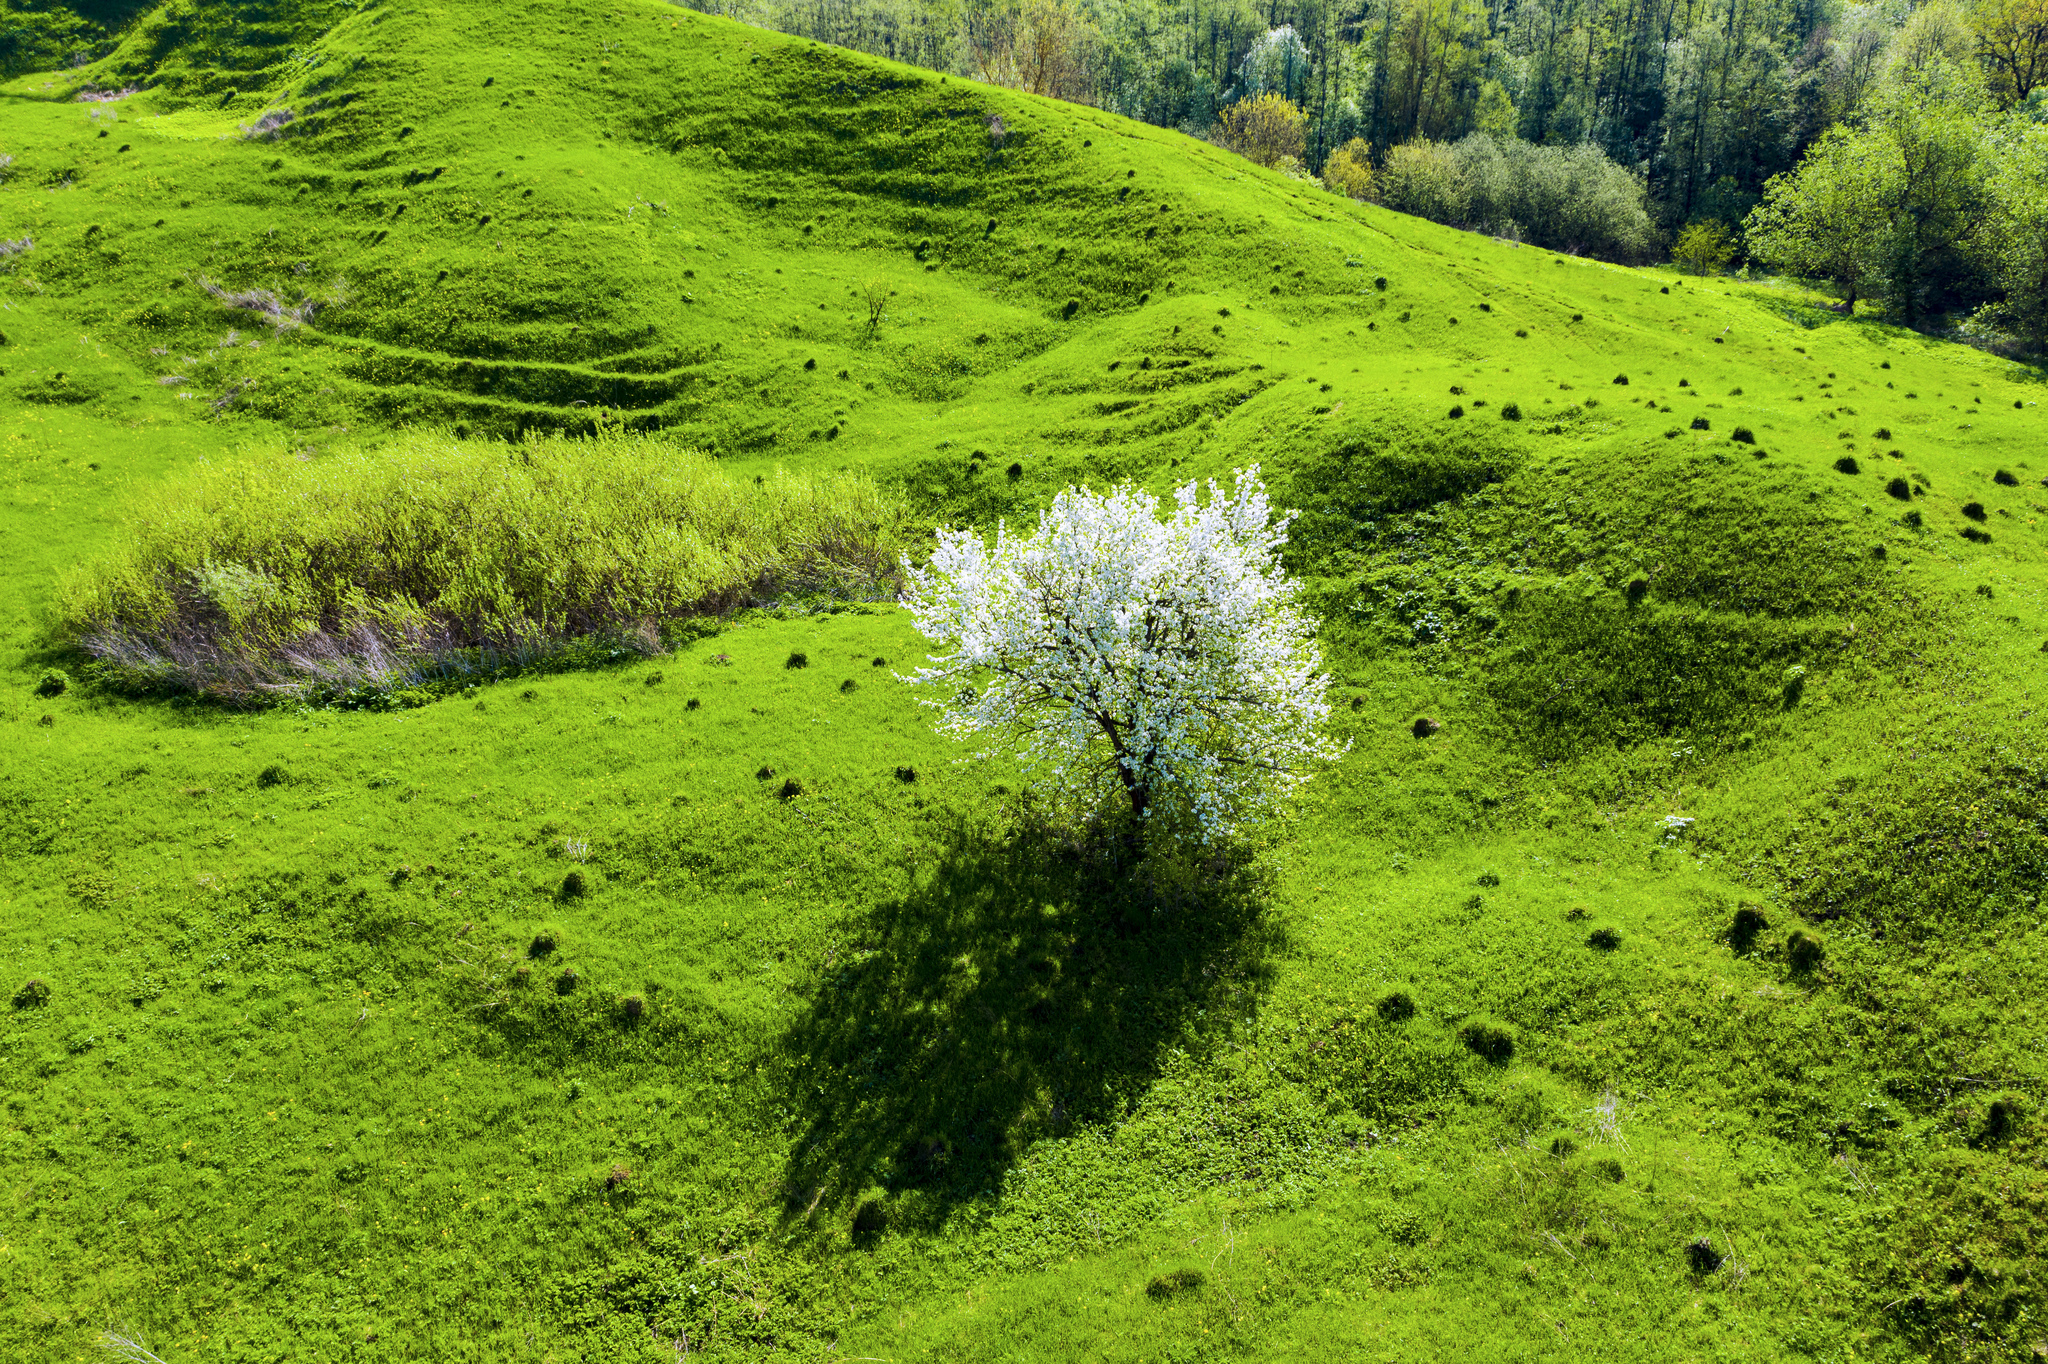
775,816,1279,1228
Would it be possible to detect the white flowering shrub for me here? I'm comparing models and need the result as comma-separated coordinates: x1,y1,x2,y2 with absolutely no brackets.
901,466,1344,841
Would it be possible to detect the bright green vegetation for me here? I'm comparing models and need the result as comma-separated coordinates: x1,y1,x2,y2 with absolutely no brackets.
3,2,2048,1362
58,430,904,702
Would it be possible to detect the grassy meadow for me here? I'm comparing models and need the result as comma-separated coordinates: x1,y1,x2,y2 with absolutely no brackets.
3,1,2047,1360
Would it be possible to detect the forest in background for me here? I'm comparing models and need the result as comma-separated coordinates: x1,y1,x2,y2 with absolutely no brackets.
5,0,2047,337
670,0,2048,342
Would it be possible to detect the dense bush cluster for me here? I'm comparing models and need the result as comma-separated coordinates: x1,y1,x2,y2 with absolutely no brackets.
1376,134,1656,261
60,431,906,703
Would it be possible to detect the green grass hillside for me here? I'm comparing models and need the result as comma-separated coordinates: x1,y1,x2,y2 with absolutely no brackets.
3,2,2048,1361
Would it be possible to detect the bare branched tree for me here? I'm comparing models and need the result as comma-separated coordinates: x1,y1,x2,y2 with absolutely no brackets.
97,1326,170,1364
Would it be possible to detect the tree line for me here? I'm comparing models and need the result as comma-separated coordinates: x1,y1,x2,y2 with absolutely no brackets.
688,0,2048,344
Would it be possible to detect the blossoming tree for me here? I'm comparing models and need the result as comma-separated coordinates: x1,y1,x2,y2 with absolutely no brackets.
901,466,1343,841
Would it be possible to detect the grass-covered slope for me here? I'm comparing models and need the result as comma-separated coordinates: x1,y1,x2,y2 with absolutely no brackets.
3,3,2048,1361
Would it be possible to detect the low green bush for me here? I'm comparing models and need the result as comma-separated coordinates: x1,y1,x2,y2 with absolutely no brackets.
1144,1268,1205,1299
1729,905,1768,952
1459,1017,1514,1063
59,431,907,704
851,1197,890,1243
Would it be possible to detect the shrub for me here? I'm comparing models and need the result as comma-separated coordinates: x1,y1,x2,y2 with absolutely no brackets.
1834,455,1860,474
34,669,67,697
1904,509,1923,527
1962,526,1993,543
1962,501,1988,522
756,765,775,780
1061,299,1080,320
1886,477,1912,500
1500,401,1521,420
1994,469,2018,486
1671,221,1736,275
12,978,51,1009
1592,1156,1625,1182
777,777,804,799
1215,93,1306,169
555,967,580,994
839,678,857,693
785,651,809,669
560,871,587,899
62,433,907,703
1729,905,1768,952
237,108,295,141
1459,1018,1514,1063
1782,665,1807,707
1376,990,1417,1022
1730,427,1755,444
894,765,917,782
851,1197,889,1240
1587,927,1621,951
1873,427,1892,440
1412,716,1441,738
1690,416,1710,431
197,274,339,332
1786,928,1824,974
257,764,289,788
1322,137,1374,200
1447,405,1464,418
871,656,887,667
603,1163,632,1190
1614,374,1629,385
1379,134,1654,261
1981,1097,2018,1146
1477,871,1500,887
1145,1268,1205,1299
1686,1238,1724,1274
685,697,700,710
617,994,644,1021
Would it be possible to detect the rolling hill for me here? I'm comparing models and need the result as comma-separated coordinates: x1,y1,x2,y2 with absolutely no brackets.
2,1,2047,1360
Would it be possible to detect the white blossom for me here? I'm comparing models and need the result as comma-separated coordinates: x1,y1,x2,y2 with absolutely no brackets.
900,465,1345,840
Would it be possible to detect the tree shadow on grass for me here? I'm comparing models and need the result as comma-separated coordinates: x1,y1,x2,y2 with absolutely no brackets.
775,814,1283,1230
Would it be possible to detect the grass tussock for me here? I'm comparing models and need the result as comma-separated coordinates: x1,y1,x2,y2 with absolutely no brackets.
60,431,907,703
